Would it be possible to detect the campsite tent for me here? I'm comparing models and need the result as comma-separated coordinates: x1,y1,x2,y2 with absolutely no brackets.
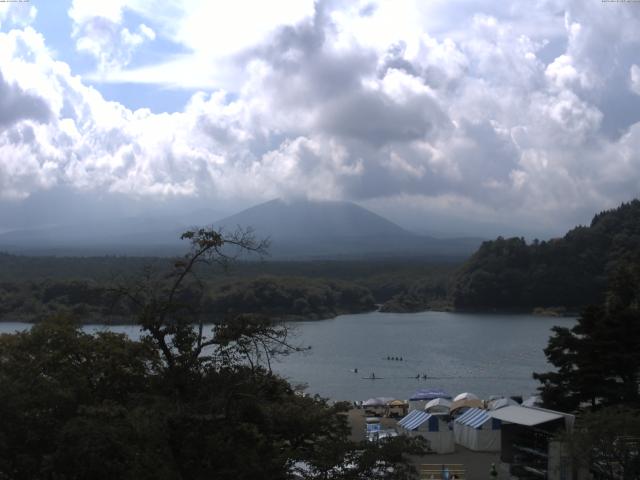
453,392,479,402
363,397,394,415
453,408,501,452
398,410,455,454
385,399,408,417
424,397,452,414
487,397,519,410
408,389,452,410
363,397,394,406
450,398,484,415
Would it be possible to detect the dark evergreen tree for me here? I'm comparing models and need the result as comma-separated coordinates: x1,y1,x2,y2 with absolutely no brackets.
534,263,640,411
452,200,640,310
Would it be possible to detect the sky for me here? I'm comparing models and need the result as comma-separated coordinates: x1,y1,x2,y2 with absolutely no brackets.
0,0,640,238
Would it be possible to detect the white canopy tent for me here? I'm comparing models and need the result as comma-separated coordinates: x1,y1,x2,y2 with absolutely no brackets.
362,397,394,407
424,397,452,414
453,392,479,402
450,398,484,415
453,408,501,452
487,397,519,410
398,410,455,454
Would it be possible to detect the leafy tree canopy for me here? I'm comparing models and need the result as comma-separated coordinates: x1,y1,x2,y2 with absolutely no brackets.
0,228,424,479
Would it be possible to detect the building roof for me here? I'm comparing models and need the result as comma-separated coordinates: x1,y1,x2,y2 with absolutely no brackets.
398,410,433,430
488,405,563,426
455,408,491,429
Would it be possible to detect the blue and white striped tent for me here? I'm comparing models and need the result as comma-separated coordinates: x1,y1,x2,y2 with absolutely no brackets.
453,408,501,451
398,410,454,453
398,410,437,431
456,408,491,428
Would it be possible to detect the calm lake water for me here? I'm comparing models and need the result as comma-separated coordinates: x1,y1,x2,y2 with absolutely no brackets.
0,311,574,401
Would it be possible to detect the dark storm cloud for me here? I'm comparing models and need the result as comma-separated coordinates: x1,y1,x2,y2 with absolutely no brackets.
318,90,448,146
248,3,377,105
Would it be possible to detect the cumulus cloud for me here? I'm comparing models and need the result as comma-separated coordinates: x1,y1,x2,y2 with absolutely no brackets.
69,0,156,73
631,64,640,96
0,2,37,29
0,70,50,128
1,0,640,235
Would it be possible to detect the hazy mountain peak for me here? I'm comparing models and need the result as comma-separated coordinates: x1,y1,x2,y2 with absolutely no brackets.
216,198,413,240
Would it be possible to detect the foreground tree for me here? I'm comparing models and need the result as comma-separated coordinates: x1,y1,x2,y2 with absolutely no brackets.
0,228,424,479
559,407,640,480
533,263,640,412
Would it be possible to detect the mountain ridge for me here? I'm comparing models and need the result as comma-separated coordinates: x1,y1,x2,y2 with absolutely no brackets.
0,198,482,259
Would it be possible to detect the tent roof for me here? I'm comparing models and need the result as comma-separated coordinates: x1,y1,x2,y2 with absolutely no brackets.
409,389,452,401
488,406,563,426
425,397,452,410
453,392,479,402
363,397,394,406
388,399,407,407
488,397,518,410
455,407,492,429
398,409,433,431
450,398,484,411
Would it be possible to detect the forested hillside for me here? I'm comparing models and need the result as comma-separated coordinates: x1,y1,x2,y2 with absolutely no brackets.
0,253,458,321
0,276,376,323
451,200,640,310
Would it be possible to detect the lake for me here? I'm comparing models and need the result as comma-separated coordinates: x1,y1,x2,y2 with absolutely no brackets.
0,311,574,401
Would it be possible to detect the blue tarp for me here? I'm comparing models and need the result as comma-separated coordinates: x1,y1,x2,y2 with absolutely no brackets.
455,408,493,429
366,423,381,433
409,389,452,401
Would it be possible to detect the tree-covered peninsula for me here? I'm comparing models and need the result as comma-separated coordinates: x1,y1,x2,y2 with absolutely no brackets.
450,200,640,311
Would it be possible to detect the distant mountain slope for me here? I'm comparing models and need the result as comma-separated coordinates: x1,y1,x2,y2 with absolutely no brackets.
0,198,481,259
215,199,481,259
451,200,640,310
216,198,412,239
0,210,222,256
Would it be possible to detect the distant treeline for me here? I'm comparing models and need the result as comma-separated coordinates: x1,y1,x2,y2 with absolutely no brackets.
0,254,457,322
0,276,374,323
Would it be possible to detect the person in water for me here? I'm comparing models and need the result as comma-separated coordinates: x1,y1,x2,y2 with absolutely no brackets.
354,368,358,373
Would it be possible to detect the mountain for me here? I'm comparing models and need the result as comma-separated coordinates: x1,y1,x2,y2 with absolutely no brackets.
0,198,481,258
216,198,410,239
450,199,640,310
215,198,481,259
